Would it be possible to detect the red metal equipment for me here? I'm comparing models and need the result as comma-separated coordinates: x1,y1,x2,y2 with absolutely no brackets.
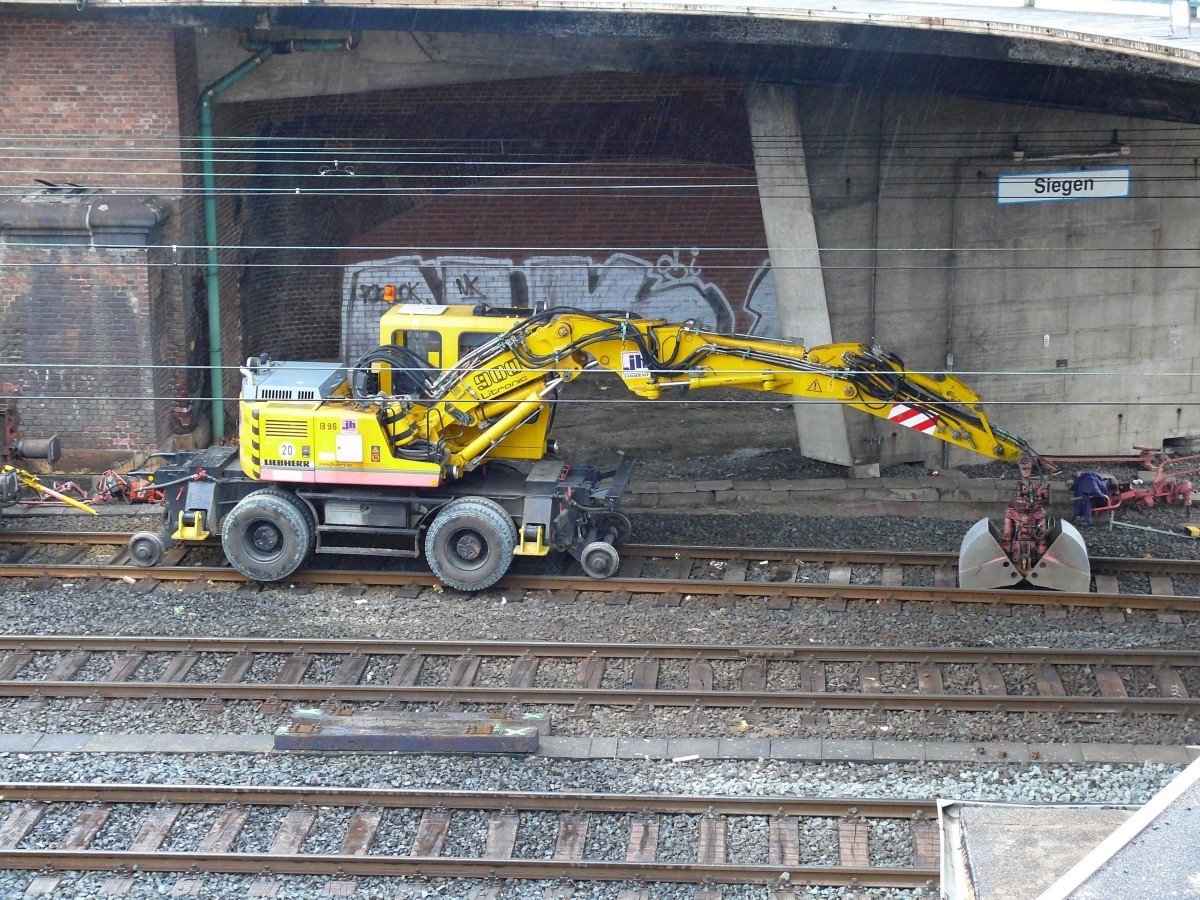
1092,455,1195,513
999,460,1056,575
1045,451,1197,514
0,383,59,465
92,470,165,505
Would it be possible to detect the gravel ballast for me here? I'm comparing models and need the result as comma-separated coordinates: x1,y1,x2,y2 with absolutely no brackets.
1,446,1197,897
0,753,1182,899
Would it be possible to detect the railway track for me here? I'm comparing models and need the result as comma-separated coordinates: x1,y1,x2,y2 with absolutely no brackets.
0,531,1198,613
0,636,1195,716
0,783,939,892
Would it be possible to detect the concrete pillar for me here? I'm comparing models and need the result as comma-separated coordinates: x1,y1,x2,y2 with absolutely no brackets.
745,84,854,466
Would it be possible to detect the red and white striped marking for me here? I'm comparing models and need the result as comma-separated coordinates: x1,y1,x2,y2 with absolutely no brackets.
888,404,939,433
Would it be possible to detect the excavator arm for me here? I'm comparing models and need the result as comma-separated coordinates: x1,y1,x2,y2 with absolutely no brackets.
372,307,1037,475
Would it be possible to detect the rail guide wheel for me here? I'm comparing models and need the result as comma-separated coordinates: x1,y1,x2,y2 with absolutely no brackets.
425,497,518,591
127,531,168,568
580,540,620,579
221,489,315,582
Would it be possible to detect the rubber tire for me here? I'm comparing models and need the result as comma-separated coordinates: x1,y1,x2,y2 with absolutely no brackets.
251,488,317,556
425,497,518,591
222,489,314,582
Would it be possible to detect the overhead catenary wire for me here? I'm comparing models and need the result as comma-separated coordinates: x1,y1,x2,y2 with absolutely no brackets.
1,393,1198,406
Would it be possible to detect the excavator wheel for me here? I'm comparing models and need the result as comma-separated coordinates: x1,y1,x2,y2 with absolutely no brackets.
221,489,314,582
425,497,518,591
250,488,317,556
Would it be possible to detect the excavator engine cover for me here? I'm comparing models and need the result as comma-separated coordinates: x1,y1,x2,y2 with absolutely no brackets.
958,518,1091,593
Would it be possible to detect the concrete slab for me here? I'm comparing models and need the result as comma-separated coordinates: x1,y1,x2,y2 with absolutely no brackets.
731,480,771,492
538,736,592,759
1046,757,1200,899
694,479,733,492
768,738,823,760
85,734,182,753
942,803,1135,900
821,740,875,761
616,737,668,760
977,742,1032,763
1133,744,1192,765
665,738,720,760
165,735,272,753
1080,743,1139,764
0,734,42,753
926,741,984,762
717,738,771,759
589,737,618,758
31,733,89,752
873,740,927,762
1030,743,1086,764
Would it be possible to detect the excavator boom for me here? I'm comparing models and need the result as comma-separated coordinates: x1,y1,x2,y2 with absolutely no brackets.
357,306,1036,478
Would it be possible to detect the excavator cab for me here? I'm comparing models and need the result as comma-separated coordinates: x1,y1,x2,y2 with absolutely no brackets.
373,304,554,462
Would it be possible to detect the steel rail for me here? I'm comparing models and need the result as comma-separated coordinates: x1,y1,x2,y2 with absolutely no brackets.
3,635,1196,711
4,680,1191,713
620,544,1200,576
0,561,1195,612
0,531,138,545
0,534,1197,610
0,783,935,817
0,851,934,887
0,634,1196,666
2,531,1198,575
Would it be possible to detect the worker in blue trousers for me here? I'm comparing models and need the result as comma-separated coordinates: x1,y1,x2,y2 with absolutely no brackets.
1072,471,1109,526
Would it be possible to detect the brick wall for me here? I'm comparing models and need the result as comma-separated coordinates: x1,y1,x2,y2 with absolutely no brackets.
337,161,772,360
0,246,157,453
0,19,198,459
0,20,185,193
217,73,759,362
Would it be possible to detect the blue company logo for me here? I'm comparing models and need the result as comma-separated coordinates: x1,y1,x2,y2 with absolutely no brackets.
621,350,648,378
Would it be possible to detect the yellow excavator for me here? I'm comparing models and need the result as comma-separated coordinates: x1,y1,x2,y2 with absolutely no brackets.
128,303,1086,590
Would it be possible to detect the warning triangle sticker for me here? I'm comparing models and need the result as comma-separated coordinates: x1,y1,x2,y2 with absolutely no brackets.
807,379,822,393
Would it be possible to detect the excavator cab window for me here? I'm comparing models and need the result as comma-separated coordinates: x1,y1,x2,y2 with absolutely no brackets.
391,329,443,370
459,332,497,359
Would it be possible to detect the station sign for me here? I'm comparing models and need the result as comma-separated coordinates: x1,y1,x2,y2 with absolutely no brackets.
997,167,1130,204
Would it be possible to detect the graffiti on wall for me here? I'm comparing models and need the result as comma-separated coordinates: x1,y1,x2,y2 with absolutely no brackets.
341,251,780,362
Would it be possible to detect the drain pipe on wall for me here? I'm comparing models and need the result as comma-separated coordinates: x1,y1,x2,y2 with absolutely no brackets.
198,32,360,440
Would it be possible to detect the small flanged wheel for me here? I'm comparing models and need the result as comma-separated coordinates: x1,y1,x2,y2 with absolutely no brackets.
221,489,314,582
580,540,620,579
128,531,166,567
594,511,632,547
425,497,517,591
